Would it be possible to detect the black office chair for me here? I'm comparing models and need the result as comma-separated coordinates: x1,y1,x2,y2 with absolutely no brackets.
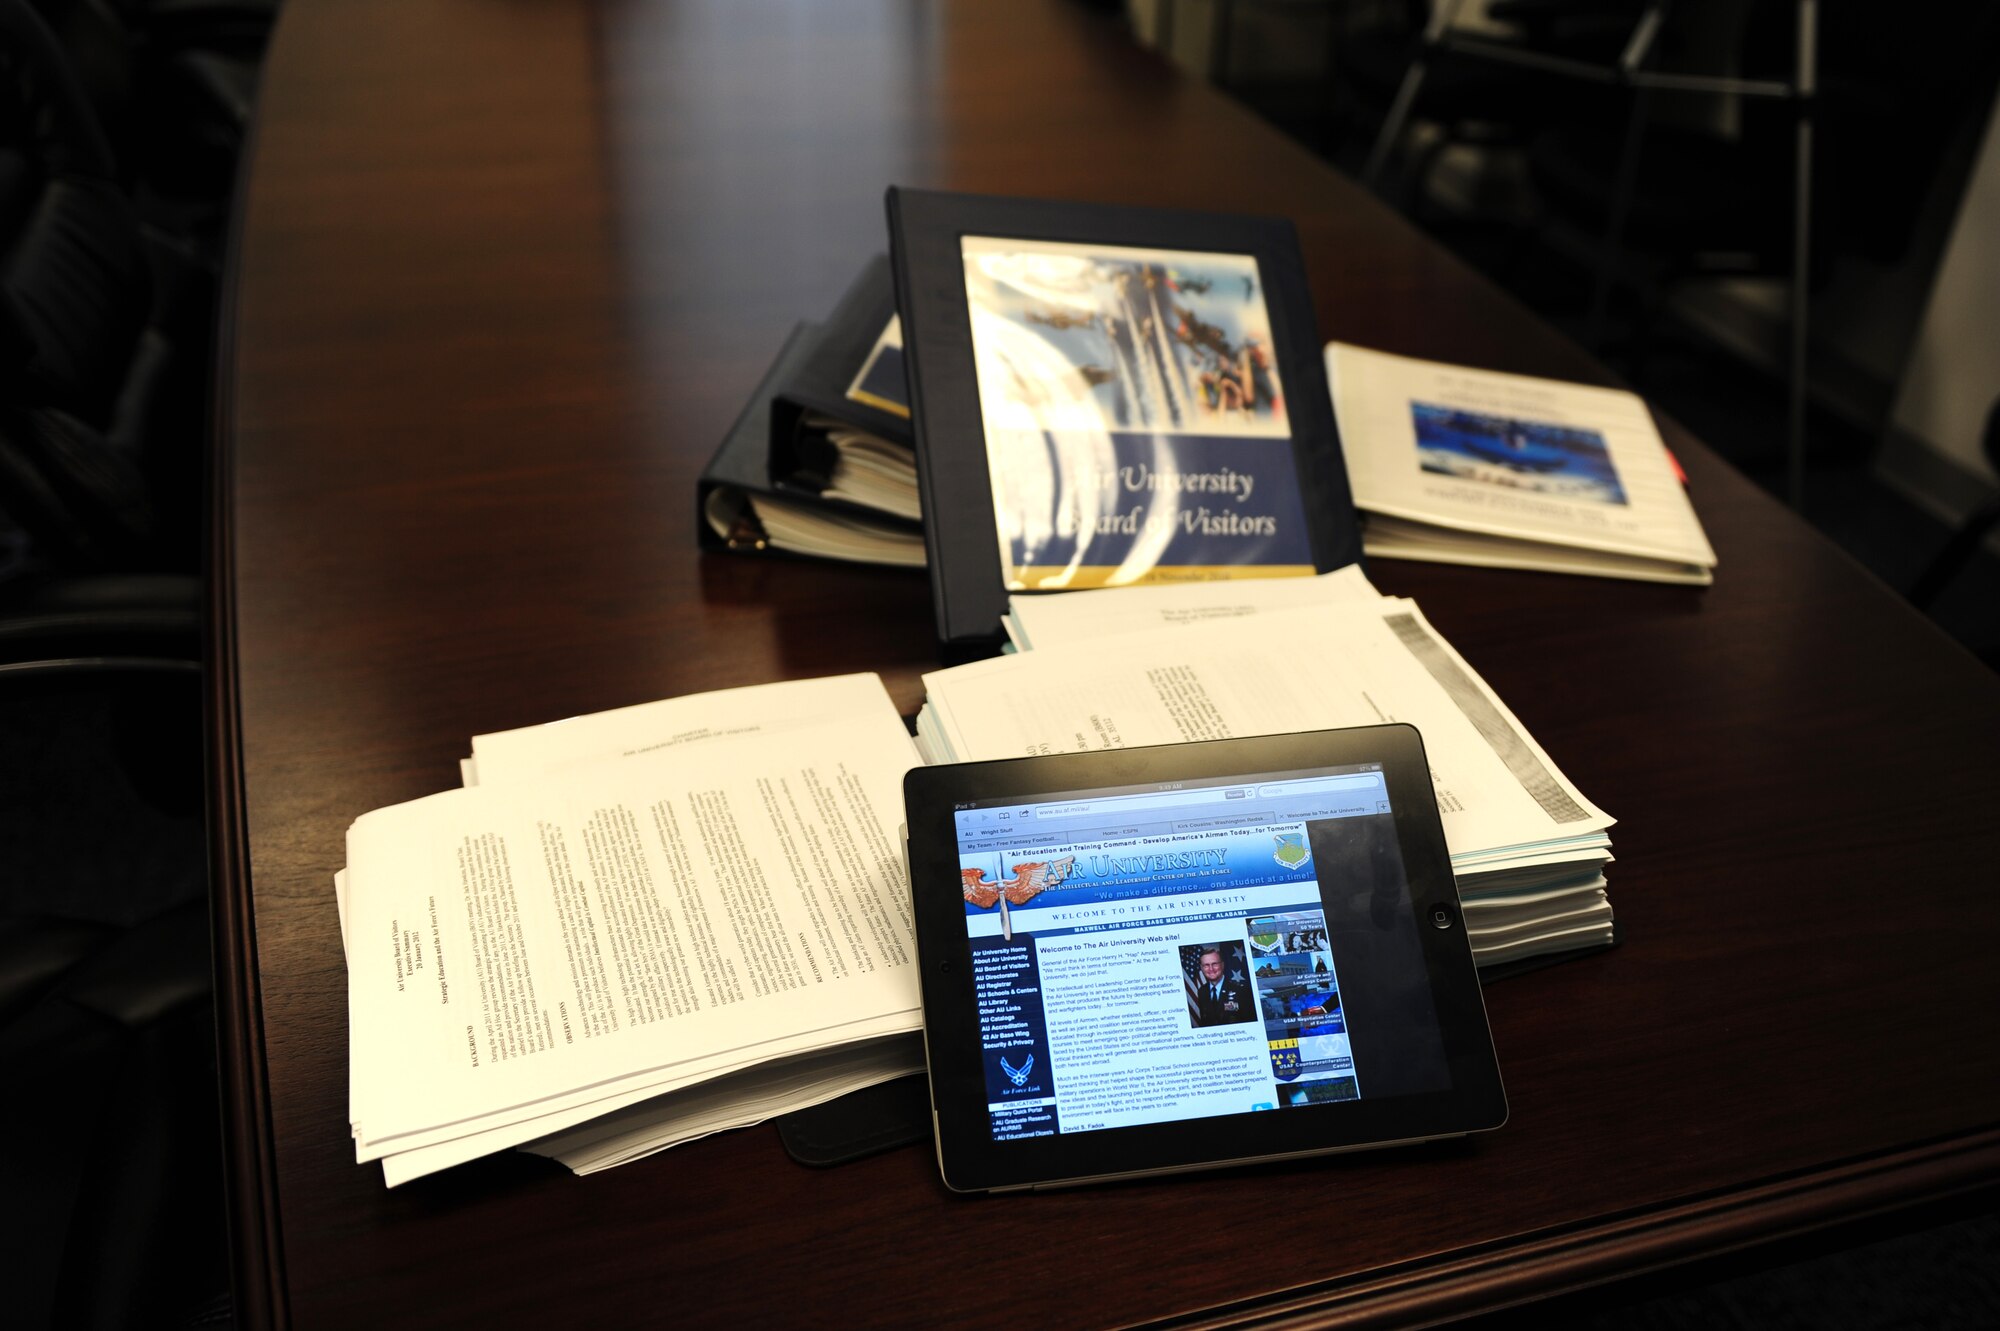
27,0,275,253
1356,1,1821,501
0,646,223,1329
1522,2,2000,507
1351,0,1638,206
0,3,226,1320
0,0,210,574
1908,396,2000,613
1520,0,1809,351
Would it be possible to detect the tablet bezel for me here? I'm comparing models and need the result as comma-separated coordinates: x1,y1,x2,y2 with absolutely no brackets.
904,723,1506,1193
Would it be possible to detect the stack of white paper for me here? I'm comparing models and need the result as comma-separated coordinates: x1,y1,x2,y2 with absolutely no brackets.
804,415,921,522
921,569,1617,968
1328,343,1716,585
339,674,928,1185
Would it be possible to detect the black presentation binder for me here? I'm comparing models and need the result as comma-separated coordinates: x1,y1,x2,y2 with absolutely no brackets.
768,255,913,504
696,320,920,564
696,321,817,557
886,187,1364,650
697,257,925,564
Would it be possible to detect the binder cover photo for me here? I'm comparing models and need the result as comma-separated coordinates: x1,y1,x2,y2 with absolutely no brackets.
887,188,1362,647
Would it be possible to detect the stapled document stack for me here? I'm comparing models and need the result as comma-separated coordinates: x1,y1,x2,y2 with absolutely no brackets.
339,675,928,1185
915,568,1618,969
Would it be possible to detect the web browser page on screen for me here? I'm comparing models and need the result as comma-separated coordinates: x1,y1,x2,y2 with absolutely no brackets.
953,767,1396,1141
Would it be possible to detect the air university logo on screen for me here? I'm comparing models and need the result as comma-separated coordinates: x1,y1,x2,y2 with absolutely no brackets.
1273,832,1311,870
1268,1038,1302,1082
961,857,1075,909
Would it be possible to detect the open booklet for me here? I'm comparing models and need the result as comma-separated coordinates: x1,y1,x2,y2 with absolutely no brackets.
1328,343,1716,584
342,572,1612,1183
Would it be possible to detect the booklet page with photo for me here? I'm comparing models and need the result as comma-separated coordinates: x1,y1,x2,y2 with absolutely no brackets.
1328,343,1716,583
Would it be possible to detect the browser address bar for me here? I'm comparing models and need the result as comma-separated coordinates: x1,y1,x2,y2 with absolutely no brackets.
1028,787,1246,820
1030,772,1380,822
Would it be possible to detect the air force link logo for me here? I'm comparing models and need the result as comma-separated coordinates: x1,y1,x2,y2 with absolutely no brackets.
1000,1053,1035,1088
1273,831,1311,870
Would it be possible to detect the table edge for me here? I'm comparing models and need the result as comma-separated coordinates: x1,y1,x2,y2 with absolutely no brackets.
1143,1127,2000,1328
210,99,290,1331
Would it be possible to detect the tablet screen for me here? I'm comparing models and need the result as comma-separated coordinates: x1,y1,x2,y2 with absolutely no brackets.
953,761,1450,1144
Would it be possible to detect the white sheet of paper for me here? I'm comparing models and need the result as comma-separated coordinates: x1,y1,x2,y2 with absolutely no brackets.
1362,514,1711,585
346,695,920,1153
1472,920,1615,966
523,1034,926,1175
377,1028,921,1186
1003,564,1382,651
922,599,1611,860
467,673,912,786
363,1005,919,1181
337,874,910,1169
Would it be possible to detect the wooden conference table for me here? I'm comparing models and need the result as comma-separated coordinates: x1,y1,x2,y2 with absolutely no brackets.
211,1,2000,1326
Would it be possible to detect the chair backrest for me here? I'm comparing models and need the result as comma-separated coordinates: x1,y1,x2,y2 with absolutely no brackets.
0,0,160,567
0,0,151,419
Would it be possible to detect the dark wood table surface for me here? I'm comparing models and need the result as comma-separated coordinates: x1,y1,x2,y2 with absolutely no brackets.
210,1,2000,1326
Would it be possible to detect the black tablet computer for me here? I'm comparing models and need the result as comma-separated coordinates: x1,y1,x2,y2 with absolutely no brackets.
902,724,1505,1193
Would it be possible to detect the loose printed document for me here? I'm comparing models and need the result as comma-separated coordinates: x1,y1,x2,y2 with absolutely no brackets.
923,600,1612,860
938,582,1616,967
464,673,913,786
1002,564,1381,651
343,675,922,1184
1328,343,1716,584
